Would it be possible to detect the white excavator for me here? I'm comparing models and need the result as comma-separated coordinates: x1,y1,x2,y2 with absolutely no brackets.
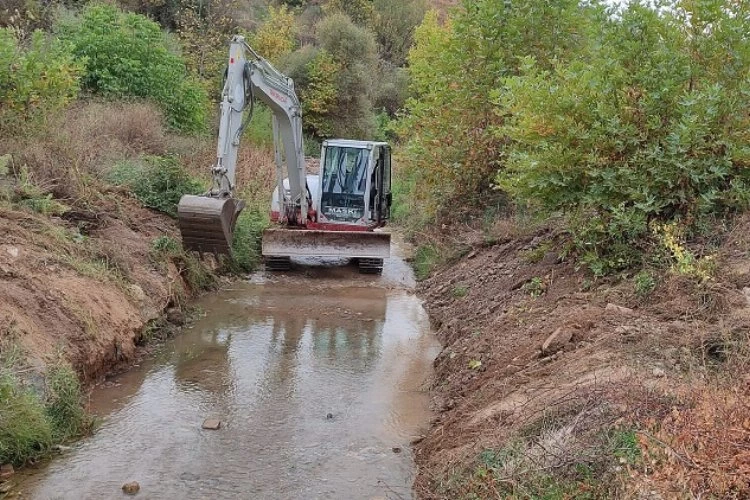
177,36,392,274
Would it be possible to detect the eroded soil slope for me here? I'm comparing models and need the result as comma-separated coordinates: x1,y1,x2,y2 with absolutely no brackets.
414,219,750,498
0,195,203,381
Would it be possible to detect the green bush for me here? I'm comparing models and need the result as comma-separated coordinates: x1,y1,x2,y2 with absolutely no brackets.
0,28,81,132
227,210,268,273
282,46,340,139
108,157,204,217
0,358,89,466
371,0,426,67
57,4,207,132
499,2,750,273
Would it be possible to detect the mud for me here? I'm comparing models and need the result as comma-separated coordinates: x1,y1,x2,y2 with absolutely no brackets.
14,244,440,499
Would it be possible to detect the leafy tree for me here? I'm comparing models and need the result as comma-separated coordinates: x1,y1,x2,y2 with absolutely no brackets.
251,4,296,64
176,0,238,97
498,1,750,273
118,0,185,30
323,0,374,26
372,61,408,115
371,0,426,66
399,0,590,221
317,12,378,138
57,4,207,132
282,46,340,138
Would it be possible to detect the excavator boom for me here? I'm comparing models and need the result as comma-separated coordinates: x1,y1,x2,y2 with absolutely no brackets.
177,36,392,273
178,35,306,254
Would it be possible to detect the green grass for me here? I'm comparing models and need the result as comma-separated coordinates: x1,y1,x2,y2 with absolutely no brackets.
608,428,641,465
0,355,90,466
226,210,268,274
413,244,440,281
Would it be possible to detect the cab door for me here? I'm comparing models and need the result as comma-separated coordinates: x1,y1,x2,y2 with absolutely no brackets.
369,145,392,225
382,145,392,221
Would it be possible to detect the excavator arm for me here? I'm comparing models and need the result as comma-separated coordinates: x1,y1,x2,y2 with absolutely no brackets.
178,36,309,254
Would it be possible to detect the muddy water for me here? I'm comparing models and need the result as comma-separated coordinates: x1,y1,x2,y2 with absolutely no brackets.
16,248,440,500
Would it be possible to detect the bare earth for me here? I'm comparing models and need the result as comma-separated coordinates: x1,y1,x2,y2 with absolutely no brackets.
0,194,197,382
413,218,750,498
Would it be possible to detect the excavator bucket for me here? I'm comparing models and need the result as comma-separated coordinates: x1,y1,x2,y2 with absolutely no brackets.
262,228,391,259
177,195,244,254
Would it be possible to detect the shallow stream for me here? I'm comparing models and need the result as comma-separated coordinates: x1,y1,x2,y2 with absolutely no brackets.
16,246,439,500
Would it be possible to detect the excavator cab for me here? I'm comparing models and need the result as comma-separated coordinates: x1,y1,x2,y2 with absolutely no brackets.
318,141,391,227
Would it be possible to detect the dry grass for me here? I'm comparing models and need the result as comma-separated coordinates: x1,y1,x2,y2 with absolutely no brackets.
1,101,168,203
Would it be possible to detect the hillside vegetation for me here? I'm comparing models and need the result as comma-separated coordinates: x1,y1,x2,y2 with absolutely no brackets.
397,0,750,498
0,0,426,469
2,0,750,497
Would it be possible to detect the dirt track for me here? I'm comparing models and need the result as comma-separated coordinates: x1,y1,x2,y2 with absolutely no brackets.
412,219,750,498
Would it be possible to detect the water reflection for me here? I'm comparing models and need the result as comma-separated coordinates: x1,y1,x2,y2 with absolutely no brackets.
16,281,438,500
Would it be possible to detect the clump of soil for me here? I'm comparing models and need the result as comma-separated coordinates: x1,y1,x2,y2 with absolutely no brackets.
414,217,750,498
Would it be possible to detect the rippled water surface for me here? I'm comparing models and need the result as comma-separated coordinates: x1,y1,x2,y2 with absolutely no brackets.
15,247,439,500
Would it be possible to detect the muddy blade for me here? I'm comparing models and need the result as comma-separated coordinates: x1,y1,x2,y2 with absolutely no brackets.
262,228,391,259
177,195,243,255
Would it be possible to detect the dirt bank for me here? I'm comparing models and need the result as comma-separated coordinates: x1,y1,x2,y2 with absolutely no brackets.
0,192,207,383
413,219,750,498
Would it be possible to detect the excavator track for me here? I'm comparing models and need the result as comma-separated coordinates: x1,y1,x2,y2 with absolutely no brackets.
357,258,384,275
265,256,292,272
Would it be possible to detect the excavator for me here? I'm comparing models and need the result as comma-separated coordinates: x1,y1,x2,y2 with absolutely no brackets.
177,36,392,274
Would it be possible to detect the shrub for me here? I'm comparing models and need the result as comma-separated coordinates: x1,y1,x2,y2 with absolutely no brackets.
57,4,207,132
323,0,374,26
371,0,426,67
498,2,750,273
0,28,81,133
108,156,205,217
176,0,237,98
282,46,340,139
372,62,409,116
227,210,267,273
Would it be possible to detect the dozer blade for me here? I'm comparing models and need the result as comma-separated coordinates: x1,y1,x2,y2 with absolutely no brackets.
177,195,244,254
262,228,391,259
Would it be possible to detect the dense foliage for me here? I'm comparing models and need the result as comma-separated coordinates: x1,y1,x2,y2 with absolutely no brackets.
499,1,750,272
0,28,81,131
399,0,750,273
58,4,207,132
108,156,205,217
0,359,89,466
399,0,590,220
